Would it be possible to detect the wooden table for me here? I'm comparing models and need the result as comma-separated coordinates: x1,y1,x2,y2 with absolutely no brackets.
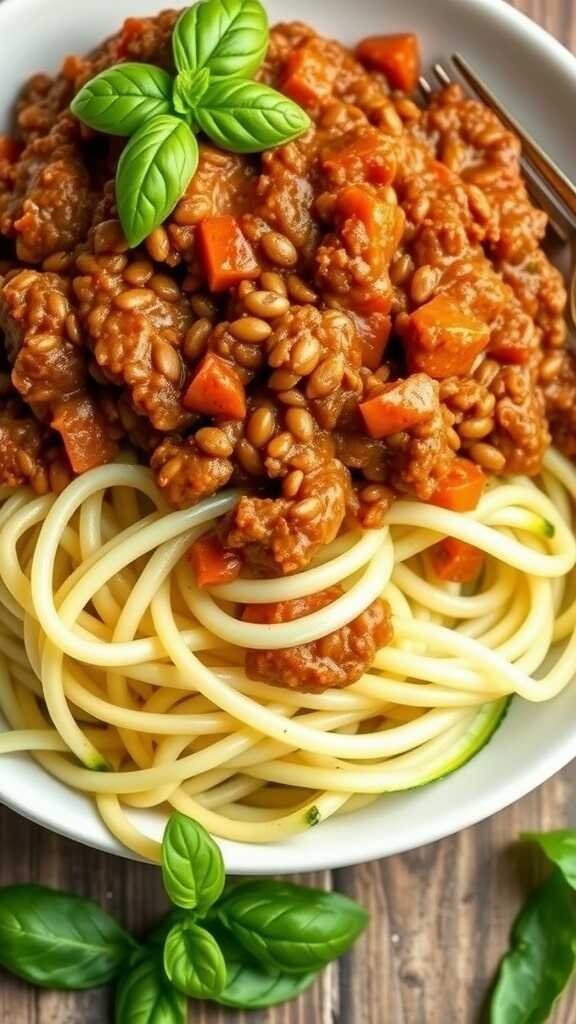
1,1,575,1021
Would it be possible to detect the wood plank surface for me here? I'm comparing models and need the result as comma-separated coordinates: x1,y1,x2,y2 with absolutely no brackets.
0,0,575,1022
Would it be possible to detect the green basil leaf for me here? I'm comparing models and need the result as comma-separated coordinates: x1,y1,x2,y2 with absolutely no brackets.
196,79,311,153
161,813,225,914
210,924,319,1009
163,921,226,998
71,64,174,136
0,885,136,989
172,68,210,118
115,954,186,1024
523,830,576,890
172,0,268,79
116,115,198,247
216,880,368,974
490,870,576,1024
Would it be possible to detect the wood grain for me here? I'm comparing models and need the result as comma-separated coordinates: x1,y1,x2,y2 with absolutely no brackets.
0,1,574,1022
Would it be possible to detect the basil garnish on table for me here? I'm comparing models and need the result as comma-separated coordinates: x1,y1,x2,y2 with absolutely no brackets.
71,0,311,246
490,830,576,1023
0,813,368,1019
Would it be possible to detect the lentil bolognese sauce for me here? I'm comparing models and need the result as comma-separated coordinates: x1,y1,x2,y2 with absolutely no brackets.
0,6,575,857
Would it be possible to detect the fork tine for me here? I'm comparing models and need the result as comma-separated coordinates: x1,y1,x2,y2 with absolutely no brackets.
433,62,452,87
418,75,433,100
452,52,576,225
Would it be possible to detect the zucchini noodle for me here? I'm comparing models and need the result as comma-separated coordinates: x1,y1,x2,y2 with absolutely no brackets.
0,448,574,861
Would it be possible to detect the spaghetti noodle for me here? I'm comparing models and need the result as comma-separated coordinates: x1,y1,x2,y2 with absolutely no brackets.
0,448,574,860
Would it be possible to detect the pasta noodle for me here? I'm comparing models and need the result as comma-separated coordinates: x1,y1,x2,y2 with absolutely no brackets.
0,448,574,861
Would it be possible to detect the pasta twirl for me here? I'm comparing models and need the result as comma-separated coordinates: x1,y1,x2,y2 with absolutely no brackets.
0,448,574,859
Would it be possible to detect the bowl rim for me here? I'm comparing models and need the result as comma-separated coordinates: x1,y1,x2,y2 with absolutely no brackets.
0,0,575,871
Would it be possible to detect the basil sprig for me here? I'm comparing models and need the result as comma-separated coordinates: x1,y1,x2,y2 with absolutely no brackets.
0,813,368,1018
490,829,576,1023
71,0,311,246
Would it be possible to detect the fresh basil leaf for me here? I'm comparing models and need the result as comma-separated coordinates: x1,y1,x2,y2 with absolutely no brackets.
172,0,268,79
161,813,225,914
210,924,319,1009
523,830,576,890
490,870,576,1024
163,921,226,998
172,68,210,118
71,64,174,136
196,79,311,153
116,115,198,247
115,954,186,1024
216,880,368,974
0,885,136,989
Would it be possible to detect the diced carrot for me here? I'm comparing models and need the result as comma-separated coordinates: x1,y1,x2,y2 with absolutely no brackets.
51,394,117,474
336,186,405,266
356,33,421,93
352,312,391,370
183,352,247,420
431,537,485,583
359,374,436,438
197,216,260,293
189,534,242,588
281,41,338,107
322,131,397,186
352,281,394,317
404,294,490,379
334,187,404,315
488,338,531,365
430,457,486,512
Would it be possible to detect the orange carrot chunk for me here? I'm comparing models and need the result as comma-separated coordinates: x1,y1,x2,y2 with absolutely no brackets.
359,374,436,438
189,534,242,588
430,457,486,512
322,131,397,187
197,215,260,293
336,186,405,263
431,537,485,583
353,312,391,371
334,186,405,315
183,352,246,420
404,294,490,379
51,394,116,474
356,33,421,93
281,41,338,107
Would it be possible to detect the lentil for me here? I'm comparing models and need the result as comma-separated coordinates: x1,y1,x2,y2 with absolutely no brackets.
195,427,234,458
246,407,275,448
261,232,298,267
244,290,290,319
229,317,272,343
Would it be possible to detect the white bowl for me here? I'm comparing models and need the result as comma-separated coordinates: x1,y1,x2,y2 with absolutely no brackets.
0,0,575,873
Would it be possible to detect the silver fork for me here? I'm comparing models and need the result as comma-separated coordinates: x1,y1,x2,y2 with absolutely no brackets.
419,55,576,330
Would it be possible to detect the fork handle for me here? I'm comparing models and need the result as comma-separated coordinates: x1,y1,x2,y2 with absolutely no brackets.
452,53,576,228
